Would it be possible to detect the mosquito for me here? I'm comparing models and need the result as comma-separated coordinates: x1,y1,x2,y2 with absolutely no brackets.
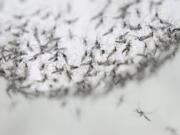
90,0,111,21
117,95,125,107
122,42,131,55
68,29,73,39
103,25,115,36
95,17,104,29
171,28,180,33
40,63,46,70
38,73,48,83
33,27,41,44
165,126,178,135
41,12,51,20
107,47,117,59
61,53,68,63
135,106,152,122
26,41,33,51
66,70,73,81
138,32,153,41
81,50,88,62
129,24,142,31
136,8,141,18
55,12,61,21
64,17,79,25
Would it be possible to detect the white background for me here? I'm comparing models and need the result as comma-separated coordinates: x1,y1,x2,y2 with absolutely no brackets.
0,0,180,135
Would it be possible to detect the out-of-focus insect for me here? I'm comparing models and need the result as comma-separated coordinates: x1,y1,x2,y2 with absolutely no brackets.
33,27,41,44
165,126,178,135
138,32,153,41
107,47,117,59
103,26,115,36
135,106,152,122
64,17,79,25
136,9,141,18
117,95,125,107
122,42,131,55
61,53,68,63
95,17,104,29
129,24,142,31
66,70,72,81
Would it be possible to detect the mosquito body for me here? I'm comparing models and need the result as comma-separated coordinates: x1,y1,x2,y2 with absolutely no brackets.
135,106,152,122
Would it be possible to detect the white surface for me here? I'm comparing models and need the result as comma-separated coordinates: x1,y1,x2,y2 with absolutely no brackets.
0,0,180,135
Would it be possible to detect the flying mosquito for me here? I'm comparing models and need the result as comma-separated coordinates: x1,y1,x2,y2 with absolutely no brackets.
135,106,152,122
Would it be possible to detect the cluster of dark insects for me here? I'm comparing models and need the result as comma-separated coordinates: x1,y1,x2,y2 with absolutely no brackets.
0,0,180,120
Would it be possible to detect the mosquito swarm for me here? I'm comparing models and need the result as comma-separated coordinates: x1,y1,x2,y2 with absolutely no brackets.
0,0,180,99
